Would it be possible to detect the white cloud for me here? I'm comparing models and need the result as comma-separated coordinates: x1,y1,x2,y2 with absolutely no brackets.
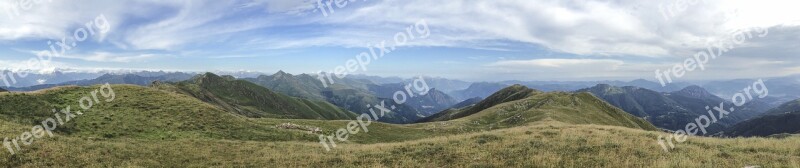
2,0,800,81
54,52,164,62
489,59,624,68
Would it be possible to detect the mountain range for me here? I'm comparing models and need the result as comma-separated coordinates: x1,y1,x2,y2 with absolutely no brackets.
577,84,773,134
722,99,800,137
152,73,356,120
4,73,193,91
3,71,800,137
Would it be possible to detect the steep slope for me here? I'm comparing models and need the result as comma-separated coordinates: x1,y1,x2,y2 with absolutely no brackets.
723,99,800,137
153,73,356,120
244,72,425,123
578,84,767,133
0,85,325,141
450,97,483,109
419,85,657,131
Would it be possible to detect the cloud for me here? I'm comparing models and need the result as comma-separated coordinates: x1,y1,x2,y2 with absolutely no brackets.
55,52,164,62
306,0,800,57
482,58,667,80
489,59,624,68
1,0,800,81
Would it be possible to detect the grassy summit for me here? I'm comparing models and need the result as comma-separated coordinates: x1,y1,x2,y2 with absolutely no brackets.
420,85,657,131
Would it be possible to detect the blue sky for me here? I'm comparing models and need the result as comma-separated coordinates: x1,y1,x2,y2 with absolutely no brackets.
1,0,800,81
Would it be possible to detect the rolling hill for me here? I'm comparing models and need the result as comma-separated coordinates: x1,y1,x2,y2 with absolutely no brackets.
0,84,797,167
419,85,657,131
0,84,325,141
152,72,356,120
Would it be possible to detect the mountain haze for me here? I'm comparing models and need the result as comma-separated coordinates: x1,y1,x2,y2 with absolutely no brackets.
152,73,356,120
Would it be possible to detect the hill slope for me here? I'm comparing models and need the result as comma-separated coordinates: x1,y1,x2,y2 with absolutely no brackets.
0,85,326,141
0,85,797,167
419,85,657,131
153,73,356,120
448,82,508,101
578,84,767,133
723,99,800,137
244,72,425,123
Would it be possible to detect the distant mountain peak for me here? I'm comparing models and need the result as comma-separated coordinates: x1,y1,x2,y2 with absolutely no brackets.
675,85,714,98
595,83,613,88
274,70,290,77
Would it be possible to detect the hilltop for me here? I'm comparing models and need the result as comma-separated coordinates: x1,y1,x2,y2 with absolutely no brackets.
419,85,657,131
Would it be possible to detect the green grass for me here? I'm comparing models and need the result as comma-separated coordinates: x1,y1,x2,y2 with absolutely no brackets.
420,85,657,131
1,121,797,167
0,84,797,167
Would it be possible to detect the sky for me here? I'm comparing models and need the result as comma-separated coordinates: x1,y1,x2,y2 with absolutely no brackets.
1,0,800,82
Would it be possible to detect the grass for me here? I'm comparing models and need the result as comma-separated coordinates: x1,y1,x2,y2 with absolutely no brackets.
0,84,798,167
1,121,798,167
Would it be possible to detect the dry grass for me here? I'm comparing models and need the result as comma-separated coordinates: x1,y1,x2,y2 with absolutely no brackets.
2,121,798,167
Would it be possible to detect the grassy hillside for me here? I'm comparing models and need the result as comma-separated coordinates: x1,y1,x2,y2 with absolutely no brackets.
0,84,797,167
153,73,356,120
420,85,657,131
245,72,425,123
0,85,332,141
1,120,798,167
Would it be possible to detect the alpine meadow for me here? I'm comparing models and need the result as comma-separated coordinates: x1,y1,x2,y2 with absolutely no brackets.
1,0,800,167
